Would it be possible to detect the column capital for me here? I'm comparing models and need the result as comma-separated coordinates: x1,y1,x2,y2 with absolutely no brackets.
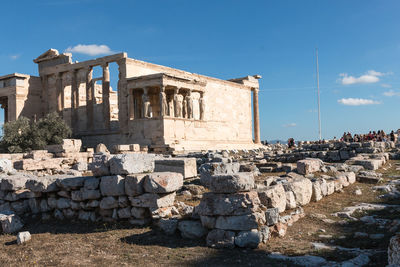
84,66,93,73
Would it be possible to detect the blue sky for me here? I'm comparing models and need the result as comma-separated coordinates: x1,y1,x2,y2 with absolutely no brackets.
0,0,399,141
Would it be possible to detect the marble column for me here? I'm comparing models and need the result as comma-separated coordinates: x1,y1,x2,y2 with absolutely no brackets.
102,63,111,130
71,69,78,131
253,88,261,144
85,67,94,131
117,60,128,133
129,89,135,120
7,94,16,122
56,73,63,116
0,102,8,123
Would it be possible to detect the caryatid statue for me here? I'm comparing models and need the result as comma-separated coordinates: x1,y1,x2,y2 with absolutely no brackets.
174,93,183,118
186,92,194,119
199,94,205,120
168,100,174,117
159,89,168,116
182,94,188,118
142,93,151,118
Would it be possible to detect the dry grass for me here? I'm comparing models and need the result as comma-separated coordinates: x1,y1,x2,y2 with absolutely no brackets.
1,161,399,266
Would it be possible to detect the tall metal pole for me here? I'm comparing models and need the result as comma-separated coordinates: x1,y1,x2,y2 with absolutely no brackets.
316,48,322,140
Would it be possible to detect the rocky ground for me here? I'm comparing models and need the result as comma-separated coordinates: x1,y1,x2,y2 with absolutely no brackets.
1,159,399,266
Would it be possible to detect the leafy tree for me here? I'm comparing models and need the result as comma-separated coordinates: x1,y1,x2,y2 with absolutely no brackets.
0,112,72,153
36,112,72,145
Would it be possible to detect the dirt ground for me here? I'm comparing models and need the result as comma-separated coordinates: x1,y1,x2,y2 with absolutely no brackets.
1,161,399,267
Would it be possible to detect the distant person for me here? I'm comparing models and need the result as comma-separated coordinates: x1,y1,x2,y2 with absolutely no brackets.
288,138,295,148
390,131,395,142
342,132,348,142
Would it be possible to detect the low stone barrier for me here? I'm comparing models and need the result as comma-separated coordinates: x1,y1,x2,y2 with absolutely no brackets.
0,171,183,231
265,141,394,163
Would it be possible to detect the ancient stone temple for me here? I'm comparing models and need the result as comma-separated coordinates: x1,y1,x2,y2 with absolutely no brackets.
0,49,261,152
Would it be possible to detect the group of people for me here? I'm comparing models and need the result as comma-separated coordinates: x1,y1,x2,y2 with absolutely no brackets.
339,130,399,143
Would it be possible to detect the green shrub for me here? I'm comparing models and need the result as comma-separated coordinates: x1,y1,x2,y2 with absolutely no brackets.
0,112,72,153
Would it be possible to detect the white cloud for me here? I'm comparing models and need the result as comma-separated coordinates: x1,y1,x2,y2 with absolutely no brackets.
64,44,114,56
337,98,382,106
9,54,20,60
338,70,386,85
283,123,297,127
381,83,392,88
383,89,400,97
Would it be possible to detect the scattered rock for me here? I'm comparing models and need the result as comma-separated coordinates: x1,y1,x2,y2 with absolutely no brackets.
17,231,31,244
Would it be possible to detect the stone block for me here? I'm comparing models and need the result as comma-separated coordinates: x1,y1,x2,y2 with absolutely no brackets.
215,212,266,231
11,200,29,214
326,180,335,195
154,158,197,179
143,172,183,193
100,175,125,196
206,229,235,248
14,158,63,171
199,162,240,187
99,196,118,209
113,144,131,153
336,173,350,187
235,229,260,248
72,161,88,171
0,213,24,233
117,207,132,219
297,158,323,175
25,176,59,192
84,177,100,190
258,183,286,213
47,139,81,153
1,175,29,191
129,192,176,208
354,159,382,170
89,153,110,177
388,234,400,265
56,198,71,209
197,191,261,216
200,215,216,229
178,220,207,239
156,218,178,235
288,178,313,206
125,174,147,196
81,188,101,200
131,207,147,219
0,159,15,174
56,175,86,190
311,180,322,202
208,173,254,193
265,208,279,226
285,191,296,210
130,144,140,152
109,153,155,175
78,210,95,221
